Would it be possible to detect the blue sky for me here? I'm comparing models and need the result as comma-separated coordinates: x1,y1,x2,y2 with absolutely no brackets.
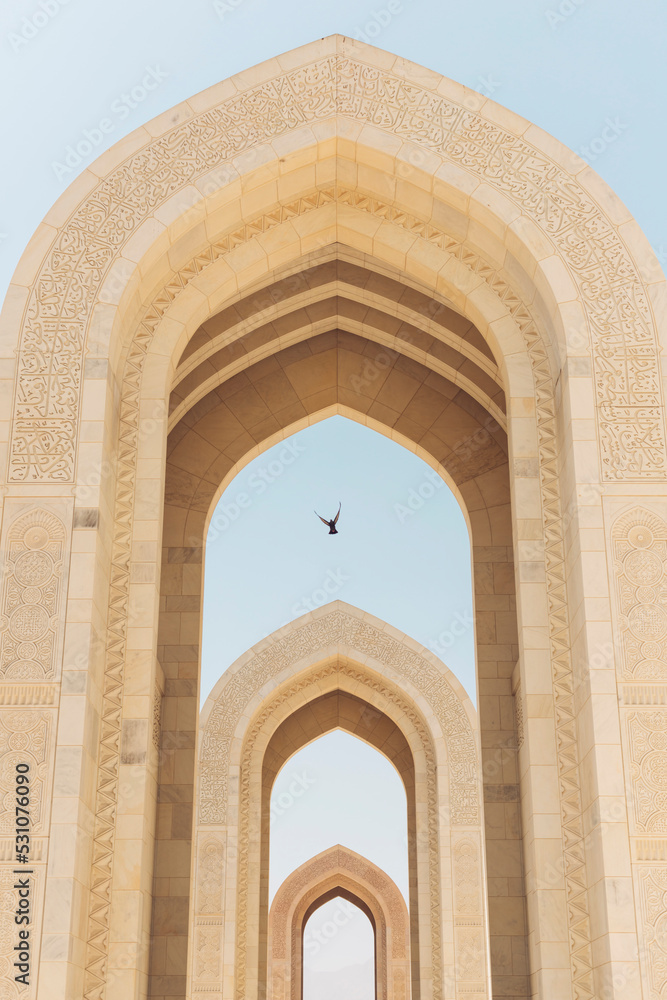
202,417,474,703
302,888,375,999
269,729,409,899
3,1,663,979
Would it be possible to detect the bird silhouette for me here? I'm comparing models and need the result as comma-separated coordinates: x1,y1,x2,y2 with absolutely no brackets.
315,502,341,534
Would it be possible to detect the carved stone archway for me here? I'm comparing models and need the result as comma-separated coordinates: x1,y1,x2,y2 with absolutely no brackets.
191,603,486,1000
268,845,411,1000
0,31,664,1000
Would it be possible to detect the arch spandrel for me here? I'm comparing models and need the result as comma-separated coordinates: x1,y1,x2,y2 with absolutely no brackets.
4,35,666,485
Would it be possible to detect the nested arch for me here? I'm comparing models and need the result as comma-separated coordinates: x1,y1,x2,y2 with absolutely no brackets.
268,845,411,1000
262,690,415,997
5,32,660,1000
300,892,377,1000
190,603,487,1000
167,251,507,432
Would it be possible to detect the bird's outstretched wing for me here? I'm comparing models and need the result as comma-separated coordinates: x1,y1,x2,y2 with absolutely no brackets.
332,502,341,525
314,511,330,526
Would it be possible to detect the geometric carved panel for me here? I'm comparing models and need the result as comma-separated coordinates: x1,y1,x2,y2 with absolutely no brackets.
0,507,68,681
196,837,225,915
638,867,667,999
0,711,52,837
611,507,667,681
453,835,486,994
626,710,667,834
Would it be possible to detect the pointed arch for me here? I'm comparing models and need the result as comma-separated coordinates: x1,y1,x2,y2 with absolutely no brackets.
190,602,486,1000
0,32,659,1000
268,845,410,1000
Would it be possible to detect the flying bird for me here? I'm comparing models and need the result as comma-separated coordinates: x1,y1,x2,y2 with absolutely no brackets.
315,502,341,534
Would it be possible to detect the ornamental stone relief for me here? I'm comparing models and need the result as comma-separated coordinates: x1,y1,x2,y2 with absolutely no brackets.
612,508,667,681
199,609,478,828
453,836,486,993
453,837,481,915
0,507,68,682
95,192,591,998
626,711,667,834
454,926,486,988
195,923,222,981
637,867,667,999
0,712,52,838
196,837,225,915
8,51,664,483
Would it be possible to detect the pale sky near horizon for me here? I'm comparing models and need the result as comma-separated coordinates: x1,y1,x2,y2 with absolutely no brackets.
2,0,664,985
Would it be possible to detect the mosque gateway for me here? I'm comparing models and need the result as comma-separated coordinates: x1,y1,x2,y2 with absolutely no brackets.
1,33,667,1000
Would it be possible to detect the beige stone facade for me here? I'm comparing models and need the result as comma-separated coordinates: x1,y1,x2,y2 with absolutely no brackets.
0,32,666,1000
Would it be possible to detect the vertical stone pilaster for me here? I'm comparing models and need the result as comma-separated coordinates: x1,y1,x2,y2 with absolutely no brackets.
0,498,72,999
605,500,667,1000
